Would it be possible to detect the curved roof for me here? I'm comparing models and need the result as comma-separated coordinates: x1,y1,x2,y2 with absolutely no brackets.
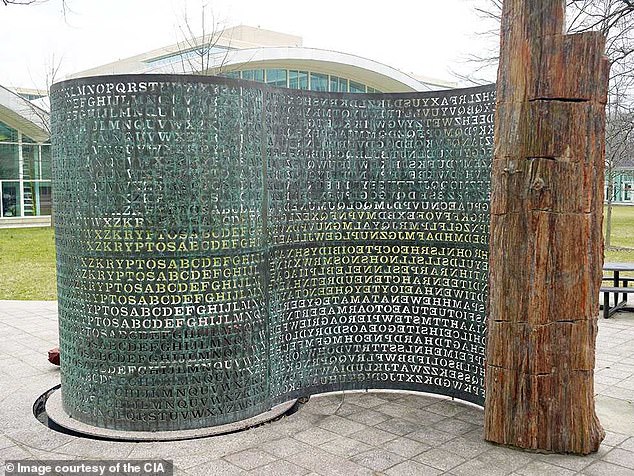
0,85,49,142
146,46,446,92
66,25,456,92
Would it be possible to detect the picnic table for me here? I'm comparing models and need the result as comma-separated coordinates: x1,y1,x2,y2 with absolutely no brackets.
601,262,634,318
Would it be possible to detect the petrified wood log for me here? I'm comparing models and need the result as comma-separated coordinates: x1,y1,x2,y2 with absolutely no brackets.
484,0,609,454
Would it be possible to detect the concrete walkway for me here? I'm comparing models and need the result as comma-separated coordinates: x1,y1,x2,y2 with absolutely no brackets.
1,300,633,475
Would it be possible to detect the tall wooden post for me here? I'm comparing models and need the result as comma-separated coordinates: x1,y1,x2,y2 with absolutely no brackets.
485,0,609,454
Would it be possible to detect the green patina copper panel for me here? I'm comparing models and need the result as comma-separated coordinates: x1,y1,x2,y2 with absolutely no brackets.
50,74,494,432
51,77,268,431
266,88,493,404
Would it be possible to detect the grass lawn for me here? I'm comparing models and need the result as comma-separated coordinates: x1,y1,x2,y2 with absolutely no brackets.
604,205,634,272
0,206,633,300
0,227,56,300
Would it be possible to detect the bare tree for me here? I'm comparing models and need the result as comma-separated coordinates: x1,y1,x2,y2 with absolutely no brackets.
172,2,233,75
464,0,634,81
2,0,68,12
566,1,634,247
605,103,634,246
20,53,63,135
18,54,63,226
465,0,634,246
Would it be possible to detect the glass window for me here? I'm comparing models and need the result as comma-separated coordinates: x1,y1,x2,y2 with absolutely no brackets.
22,181,35,216
265,69,287,88
22,134,35,144
0,122,18,142
623,182,634,202
0,144,19,180
1,181,20,217
22,144,39,179
223,71,240,79
241,69,265,82
289,70,309,90
41,145,51,180
330,76,348,93
310,73,328,92
145,45,230,68
349,81,366,93
23,181,52,216
37,183,52,215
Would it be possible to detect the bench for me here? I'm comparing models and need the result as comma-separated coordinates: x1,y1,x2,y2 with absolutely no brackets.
601,263,634,319
600,286,634,318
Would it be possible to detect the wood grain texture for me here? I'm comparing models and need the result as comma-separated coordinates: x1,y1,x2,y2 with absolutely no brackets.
484,0,607,454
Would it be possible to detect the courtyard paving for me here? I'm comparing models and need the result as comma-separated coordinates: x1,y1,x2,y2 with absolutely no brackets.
1,300,633,475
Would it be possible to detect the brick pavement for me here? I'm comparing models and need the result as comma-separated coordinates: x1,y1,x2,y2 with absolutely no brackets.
1,300,633,475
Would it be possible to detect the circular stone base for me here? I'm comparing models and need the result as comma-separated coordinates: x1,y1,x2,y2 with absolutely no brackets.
45,388,297,441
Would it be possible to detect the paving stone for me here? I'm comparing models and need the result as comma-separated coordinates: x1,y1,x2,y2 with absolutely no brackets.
460,426,486,442
304,396,346,416
319,436,372,458
350,393,391,409
0,434,16,451
348,427,398,446
0,444,33,460
384,460,443,476
450,458,512,476
3,302,634,476
395,394,437,408
537,452,595,472
601,447,634,469
229,427,284,448
432,417,480,436
346,409,391,426
515,460,577,476
602,386,634,400
223,449,277,471
187,459,247,476
399,408,449,426
381,436,431,458
370,402,413,420
406,427,456,447
475,447,534,472
582,460,634,476
349,448,404,472
440,435,492,458
248,459,309,476
270,413,322,435
315,415,367,436
292,447,374,476
426,400,470,418
260,437,311,458
603,431,629,448
171,453,225,470
293,426,339,446
414,448,468,471
309,401,362,418
617,436,634,452
128,440,217,460
46,439,133,459
373,392,403,401
6,428,77,452
374,417,422,436
454,406,485,426
171,466,191,476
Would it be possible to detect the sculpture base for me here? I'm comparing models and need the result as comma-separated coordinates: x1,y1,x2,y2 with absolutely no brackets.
45,388,297,441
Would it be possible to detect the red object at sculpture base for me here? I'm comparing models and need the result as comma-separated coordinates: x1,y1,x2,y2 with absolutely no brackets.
48,347,60,366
